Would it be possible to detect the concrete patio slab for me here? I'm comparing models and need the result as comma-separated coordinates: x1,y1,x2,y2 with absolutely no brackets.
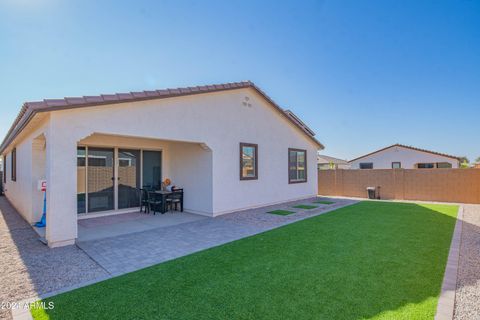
77,211,206,241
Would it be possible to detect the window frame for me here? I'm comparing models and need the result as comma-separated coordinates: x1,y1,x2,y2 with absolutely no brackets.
436,162,452,169
417,163,435,169
2,155,6,184
391,162,401,169
239,142,258,181
11,148,16,182
359,162,373,169
288,148,307,184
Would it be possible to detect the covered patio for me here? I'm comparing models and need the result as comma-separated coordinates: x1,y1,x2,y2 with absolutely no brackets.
76,133,213,218
30,131,214,247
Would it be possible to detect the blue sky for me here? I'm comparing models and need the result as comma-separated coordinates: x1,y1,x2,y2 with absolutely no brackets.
1,0,479,161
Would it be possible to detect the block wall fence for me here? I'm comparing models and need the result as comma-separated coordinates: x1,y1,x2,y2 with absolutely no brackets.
318,169,480,204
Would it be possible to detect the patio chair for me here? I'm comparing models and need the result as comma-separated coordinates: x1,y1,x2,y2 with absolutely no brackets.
166,189,183,212
139,188,150,213
148,191,163,215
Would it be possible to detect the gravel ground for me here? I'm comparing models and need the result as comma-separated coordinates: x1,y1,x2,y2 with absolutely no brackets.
454,204,480,320
0,197,108,320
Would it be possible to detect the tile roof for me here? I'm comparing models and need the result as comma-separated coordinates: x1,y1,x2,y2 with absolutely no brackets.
317,154,349,165
0,81,324,153
348,144,461,163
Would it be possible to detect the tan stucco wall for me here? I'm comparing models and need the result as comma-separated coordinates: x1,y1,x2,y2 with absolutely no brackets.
318,169,480,204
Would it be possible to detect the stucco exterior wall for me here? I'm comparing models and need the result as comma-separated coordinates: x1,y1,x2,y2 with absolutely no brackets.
2,119,49,224
169,142,213,215
52,88,318,216
349,146,459,169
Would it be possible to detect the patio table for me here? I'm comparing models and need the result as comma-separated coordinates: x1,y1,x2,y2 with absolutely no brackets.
154,190,172,213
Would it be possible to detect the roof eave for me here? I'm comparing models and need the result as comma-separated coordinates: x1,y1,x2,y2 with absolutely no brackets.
0,81,324,153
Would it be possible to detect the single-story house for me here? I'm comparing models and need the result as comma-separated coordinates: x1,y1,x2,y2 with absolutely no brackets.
349,144,460,169
0,81,323,247
317,154,350,170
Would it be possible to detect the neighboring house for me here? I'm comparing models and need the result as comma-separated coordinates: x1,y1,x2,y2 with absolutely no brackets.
0,81,323,247
317,154,350,170
349,144,460,169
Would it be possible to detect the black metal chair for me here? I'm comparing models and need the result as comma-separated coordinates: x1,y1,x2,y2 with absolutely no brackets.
138,188,150,213
166,188,183,212
148,191,163,215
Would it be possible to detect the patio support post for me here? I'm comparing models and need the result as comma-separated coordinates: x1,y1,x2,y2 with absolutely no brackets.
45,122,78,247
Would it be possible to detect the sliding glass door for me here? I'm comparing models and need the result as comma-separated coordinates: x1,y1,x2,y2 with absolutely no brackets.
87,148,115,213
77,147,163,214
77,147,87,214
142,150,162,190
118,149,141,209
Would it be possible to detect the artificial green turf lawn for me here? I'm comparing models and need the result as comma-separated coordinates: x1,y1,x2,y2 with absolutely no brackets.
267,209,295,215
313,200,335,205
292,204,318,209
31,202,458,320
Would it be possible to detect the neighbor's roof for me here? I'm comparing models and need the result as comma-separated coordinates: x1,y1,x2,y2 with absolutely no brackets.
348,144,461,163
317,154,349,165
0,81,324,153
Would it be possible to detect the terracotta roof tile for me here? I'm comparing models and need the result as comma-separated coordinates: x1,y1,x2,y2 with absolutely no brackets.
27,101,48,109
189,86,200,92
131,92,146,98
116,93,134,100
45,99,68,107
65,97,86,105
144,91,158,97
156,89,169,95
101,94,118,101
84,96,104,103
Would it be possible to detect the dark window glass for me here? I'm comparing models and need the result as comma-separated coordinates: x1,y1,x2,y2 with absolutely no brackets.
2,155,6,183
392,162,401,169
288,149,307,183
11,148,16,181
142,151,162,190
360,163,373,169
77,147,86,214
417,163,434,169
87,148,115,212
118,149,141,209
436,162,452,168
240,143,258,180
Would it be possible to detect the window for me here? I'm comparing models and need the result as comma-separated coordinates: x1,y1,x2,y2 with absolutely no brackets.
437,162,452,168
240,143,258,180
288,148,307,183
359,162,373,169
11,148,16,181
2,155,5,184
77,147,86,214
392,162,401,169
417,163,434,169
